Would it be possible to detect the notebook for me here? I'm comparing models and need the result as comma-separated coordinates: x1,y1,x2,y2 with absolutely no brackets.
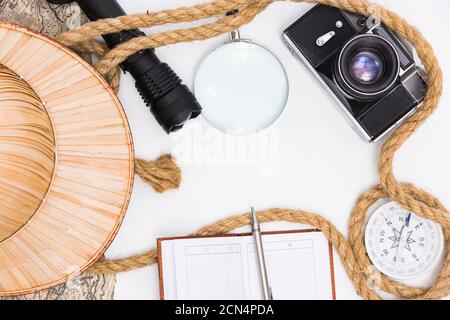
157,229,336,300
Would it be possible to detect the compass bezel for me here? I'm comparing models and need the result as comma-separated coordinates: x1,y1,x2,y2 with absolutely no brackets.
364,201,444,281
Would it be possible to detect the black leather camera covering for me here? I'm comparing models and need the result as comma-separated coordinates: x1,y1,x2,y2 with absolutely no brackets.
285,5,366,68
359,85,416,139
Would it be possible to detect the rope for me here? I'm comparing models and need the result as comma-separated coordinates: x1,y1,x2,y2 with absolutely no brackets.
57,0,449,299
135,155,181,193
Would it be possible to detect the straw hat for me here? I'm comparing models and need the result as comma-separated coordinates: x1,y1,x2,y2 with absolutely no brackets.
0,23,134,296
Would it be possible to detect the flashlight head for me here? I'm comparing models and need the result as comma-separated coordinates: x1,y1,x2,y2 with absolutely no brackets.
135,62,202,133
47,0,202,134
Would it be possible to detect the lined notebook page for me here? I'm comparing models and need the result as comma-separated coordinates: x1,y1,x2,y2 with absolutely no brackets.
159,230,335,300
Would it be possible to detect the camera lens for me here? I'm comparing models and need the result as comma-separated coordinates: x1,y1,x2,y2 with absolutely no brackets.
334,34,400,100
349,51,384,83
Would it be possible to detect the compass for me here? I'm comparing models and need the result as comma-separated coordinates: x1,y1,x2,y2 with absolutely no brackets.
365,201,444,280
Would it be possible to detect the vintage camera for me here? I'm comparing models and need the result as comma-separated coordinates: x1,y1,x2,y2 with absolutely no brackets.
283,4,427,142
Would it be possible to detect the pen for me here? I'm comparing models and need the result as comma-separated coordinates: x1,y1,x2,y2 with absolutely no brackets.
251,207,273,300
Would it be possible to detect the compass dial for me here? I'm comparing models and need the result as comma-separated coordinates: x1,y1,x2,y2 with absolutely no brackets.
365,201,444,280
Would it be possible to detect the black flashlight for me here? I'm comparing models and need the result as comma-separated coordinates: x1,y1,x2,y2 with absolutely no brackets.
47,0,202,133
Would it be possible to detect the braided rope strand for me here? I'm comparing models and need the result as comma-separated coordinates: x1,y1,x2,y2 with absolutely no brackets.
93,1,272,75
58,0,449,299
56,0,257,44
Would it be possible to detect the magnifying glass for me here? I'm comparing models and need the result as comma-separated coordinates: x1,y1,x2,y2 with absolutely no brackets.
194,29,289,135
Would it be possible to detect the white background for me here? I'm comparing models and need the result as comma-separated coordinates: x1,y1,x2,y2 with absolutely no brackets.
108,0,450,299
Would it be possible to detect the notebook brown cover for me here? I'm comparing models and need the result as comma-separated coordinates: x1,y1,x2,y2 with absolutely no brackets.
157,229,336,300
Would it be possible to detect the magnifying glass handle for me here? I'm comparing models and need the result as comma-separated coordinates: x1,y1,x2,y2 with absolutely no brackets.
230,30,241,41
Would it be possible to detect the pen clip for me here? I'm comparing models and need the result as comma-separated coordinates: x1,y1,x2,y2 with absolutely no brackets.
251,206,260,230
251,206,273,300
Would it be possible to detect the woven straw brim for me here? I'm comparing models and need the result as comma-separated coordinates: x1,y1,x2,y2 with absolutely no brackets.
0,23,134,296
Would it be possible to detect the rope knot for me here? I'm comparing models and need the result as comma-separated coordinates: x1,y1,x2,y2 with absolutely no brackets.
135,154,181,193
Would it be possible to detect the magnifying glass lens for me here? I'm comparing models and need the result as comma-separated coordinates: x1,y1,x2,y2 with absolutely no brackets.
194,41,288,135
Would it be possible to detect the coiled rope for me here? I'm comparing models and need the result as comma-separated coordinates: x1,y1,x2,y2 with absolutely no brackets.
56,0,449,299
